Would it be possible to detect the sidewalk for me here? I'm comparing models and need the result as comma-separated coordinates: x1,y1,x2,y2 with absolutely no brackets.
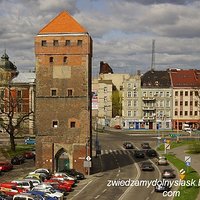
169,145,200,200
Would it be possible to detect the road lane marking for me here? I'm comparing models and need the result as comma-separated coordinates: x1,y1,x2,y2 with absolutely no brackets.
94,195,100,199
72,180,93,198
145,197,150,200
151,189,154,194
102,189,107,194
117,147,141,200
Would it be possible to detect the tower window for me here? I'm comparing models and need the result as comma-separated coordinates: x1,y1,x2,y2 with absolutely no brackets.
67,89,73,97
51,89,57,96
52,120,58,128
53,40,59,46
41,40,47,46
65,40,71,46
49,57,54,63
63,56,68,63
77,40,82,46
70,121,76,128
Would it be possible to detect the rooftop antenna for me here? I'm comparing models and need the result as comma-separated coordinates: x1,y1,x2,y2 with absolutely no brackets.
151,39,155,71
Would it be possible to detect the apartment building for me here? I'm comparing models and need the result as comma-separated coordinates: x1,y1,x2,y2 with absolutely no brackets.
169,69,200,130
141,70,172,130
122,73,142,129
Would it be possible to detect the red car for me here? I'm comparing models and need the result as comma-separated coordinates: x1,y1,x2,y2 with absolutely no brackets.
0,161,13,171
44,179,72,192
51,176,75,186
23,151,35,159
0,182,27,196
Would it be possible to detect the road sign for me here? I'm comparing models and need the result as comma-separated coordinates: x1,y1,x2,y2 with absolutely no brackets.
185,156,191,163
180,169,185,174
86,156,91,161
84,160,92,168
186,162,191,166
165,143,170,150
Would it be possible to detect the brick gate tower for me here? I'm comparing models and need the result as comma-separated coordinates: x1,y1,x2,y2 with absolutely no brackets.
35,11,92,174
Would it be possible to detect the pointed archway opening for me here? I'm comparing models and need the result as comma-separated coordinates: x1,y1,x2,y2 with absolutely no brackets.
55,148,70,172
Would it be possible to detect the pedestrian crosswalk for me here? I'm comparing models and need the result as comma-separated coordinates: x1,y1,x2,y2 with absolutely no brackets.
96,149,135,156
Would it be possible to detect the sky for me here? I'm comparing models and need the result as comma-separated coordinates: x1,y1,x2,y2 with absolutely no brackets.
0,0,200,76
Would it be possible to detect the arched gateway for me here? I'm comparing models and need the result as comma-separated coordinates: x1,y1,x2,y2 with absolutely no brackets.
55,148,70,172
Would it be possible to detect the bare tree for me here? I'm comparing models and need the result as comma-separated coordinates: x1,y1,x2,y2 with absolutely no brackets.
0,84,33,151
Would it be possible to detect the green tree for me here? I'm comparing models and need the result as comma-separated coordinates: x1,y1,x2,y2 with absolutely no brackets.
112,88,122,117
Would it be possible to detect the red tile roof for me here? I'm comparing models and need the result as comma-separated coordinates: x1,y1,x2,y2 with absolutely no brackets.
38,11,87,34
170,69,200,87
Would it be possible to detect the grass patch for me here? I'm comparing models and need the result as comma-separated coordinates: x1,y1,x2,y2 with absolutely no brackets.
157,140,193,151
187,142,200,154
0,144,35,158
165,153,200,200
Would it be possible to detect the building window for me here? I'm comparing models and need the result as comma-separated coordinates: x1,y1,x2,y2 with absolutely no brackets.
127,91,131,97
17,103,22,112
190,91,193,96
180,91,183,96
133,111,137,117
195,101,198,106
65,40,71,46
67,89,73,97
52,120,58,128
185,111,188,116
104,97,107,102
17,90,22,98
51,89,57,96
190,111,193,115
195,91,198,96
180,101,183,106
185,91,188,96
128,111,131,117
120,86,123,91
104,87,107,93
175,111,178,116
180,111,183,116
166,92,170,97
41,40,47,46
175,91,178,96
49,57,54,63
127,101,131,107
190,101,193,106
133,91,137,97
160,92,164,97
143,92,147,97
0,90,4,98
70,121,76,128
127,83,131,88
195,111,198,116
134,100,137,106
77,40,82,46
63,56,68,63
53,40,59,46
185,101,188,106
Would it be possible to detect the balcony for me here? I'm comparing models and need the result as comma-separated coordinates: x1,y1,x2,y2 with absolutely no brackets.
142,106,156,111
142,97,156,101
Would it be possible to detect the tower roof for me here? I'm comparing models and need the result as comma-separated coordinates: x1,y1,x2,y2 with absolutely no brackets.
38,11,87,35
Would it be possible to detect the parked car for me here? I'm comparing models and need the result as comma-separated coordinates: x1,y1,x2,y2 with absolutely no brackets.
32,184,64,200
28,190,57,200
162,169,176,179
0,161,13,171
23,151,35,159
50,176,75,187
13,193,43,200
156,156,168,165
155,180,171,192
11,155,25,165
33,168,52,179
54,172,77,182
63,169,85,180
11,180,34,190
114,125,121,129
0,192,13,200
44,179,72,193
141,142,151,150
23,178,41,187
145,149,157,158
140,161,155,171
134,150,145,158
24,137,36,145
0,182,27,196
123,142,134,149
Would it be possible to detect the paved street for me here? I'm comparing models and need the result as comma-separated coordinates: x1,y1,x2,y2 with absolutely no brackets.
67,131,178,200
